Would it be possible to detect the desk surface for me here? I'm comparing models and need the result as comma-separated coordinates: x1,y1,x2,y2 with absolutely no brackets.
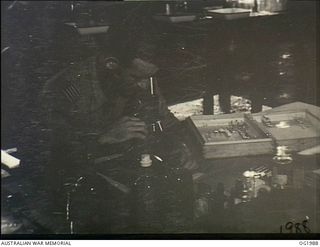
193,102,320,233
198,153,319,233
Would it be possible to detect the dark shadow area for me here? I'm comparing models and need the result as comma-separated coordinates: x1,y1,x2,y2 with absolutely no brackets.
1,0,319,237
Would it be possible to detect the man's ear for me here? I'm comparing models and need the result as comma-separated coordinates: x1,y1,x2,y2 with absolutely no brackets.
105,57,120,70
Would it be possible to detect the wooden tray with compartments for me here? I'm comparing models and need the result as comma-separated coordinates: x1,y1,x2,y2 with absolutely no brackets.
252,109,320,152
186,113,274,159
186,109,320,159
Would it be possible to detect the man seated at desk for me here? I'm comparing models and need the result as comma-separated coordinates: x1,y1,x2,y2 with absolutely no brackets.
42,33,198,233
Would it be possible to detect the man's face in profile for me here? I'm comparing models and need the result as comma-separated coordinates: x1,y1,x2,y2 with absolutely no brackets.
119,70,148,97
115,58,159,97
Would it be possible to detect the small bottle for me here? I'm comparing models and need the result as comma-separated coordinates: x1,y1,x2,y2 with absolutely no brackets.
215,182,227,210
231,179,244,205
132,154,164,232
272,146,293,189
194,183,214,219
183,1,188,11
140,153,152,167
257,0,265,12
165,3,171,15
161,160,194,232
252,0,258,12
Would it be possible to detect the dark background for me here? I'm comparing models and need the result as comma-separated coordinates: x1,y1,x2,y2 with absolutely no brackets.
1,0,319,235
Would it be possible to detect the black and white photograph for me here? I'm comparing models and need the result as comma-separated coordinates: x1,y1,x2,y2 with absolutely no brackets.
1,0,319,239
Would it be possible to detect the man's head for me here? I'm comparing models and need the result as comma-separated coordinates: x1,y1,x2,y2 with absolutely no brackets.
121,58,159,95
96,40,159,97
97,55,159,96
95,20,159,97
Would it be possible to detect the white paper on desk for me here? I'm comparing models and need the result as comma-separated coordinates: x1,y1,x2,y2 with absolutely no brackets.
77,26,109,35
1,169,11,178
298,145,320,156
1,150,20,168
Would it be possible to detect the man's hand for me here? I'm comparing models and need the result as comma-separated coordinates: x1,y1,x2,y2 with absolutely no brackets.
98,117,148,144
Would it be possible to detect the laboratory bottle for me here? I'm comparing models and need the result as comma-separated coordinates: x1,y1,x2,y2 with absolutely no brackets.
131,154,164,233
161,150,194,232
194,183,214,219
272,146,293,189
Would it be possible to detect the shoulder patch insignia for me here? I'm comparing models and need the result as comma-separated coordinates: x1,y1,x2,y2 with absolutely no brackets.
62,83,81,103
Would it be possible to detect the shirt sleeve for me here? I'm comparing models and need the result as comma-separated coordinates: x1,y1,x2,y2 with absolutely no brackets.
41,67,100,189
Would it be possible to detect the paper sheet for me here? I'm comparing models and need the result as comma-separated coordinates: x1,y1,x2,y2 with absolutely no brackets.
1,150,20,168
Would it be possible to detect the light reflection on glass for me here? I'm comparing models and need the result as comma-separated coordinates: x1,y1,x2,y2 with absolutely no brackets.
275,121,290,128
273,146,293,164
